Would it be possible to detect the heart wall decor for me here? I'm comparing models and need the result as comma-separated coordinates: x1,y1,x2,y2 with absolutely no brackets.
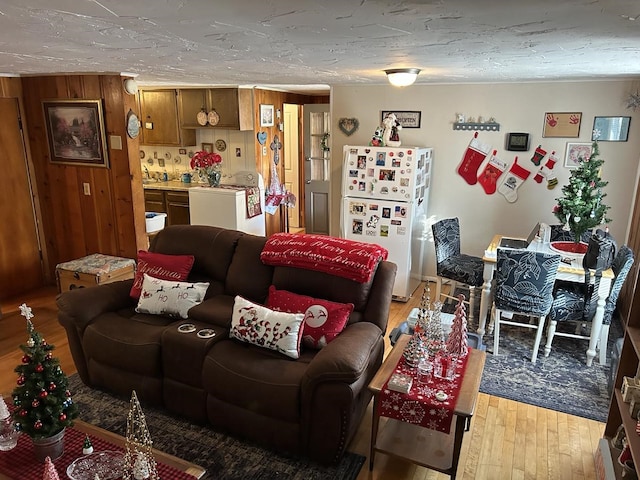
257,132,268,145
339,117,359,136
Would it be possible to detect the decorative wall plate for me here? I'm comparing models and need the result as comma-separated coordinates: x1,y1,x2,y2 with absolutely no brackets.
215,139,227,152
197,110,208,126
126,110,140,139
208,110,220,126
339,117,359,136
139,150,145,159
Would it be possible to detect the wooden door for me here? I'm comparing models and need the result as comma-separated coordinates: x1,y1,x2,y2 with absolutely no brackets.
0,98,43,299
283,104,300,229
303,104,330,235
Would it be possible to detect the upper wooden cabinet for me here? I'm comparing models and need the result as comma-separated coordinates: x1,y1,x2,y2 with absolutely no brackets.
138,89,196,146
178,88,254,131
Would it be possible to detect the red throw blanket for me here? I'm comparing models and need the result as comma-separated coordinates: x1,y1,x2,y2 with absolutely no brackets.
260,233,388,283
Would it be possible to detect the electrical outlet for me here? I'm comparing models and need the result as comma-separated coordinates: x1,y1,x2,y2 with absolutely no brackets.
262,146,267,155
83,183,91,196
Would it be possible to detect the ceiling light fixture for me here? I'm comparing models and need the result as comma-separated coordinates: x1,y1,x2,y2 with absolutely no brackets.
384,68,421,87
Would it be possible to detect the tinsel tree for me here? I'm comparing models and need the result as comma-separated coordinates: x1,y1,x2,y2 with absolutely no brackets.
12,304,78,439
42,456,61,480
445,294,469,358
123,390,158,480
553,140,611,242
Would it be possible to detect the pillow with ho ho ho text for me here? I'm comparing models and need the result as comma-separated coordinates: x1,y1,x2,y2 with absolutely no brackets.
135,273,209,319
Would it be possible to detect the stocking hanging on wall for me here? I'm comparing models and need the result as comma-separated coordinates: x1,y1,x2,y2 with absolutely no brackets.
477,150,508,195
498,157,531,203
457,132,491,185
530,145,547,166
533,151,558,189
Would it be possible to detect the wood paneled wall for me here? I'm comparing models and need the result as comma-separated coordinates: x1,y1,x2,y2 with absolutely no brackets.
252,89,328,235
20,75,146,283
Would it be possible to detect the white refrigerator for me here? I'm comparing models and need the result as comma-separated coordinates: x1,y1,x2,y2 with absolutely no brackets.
341,145,432,301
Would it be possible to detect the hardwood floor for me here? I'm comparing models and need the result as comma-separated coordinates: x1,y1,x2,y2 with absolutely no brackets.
0,283,604,479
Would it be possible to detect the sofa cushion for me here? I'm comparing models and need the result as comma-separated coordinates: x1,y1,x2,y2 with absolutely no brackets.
230,296,304,359
130,250,195,299
135,274,209,319
266,285,353,349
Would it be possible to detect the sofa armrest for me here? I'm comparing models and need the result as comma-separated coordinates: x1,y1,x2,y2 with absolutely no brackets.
302,321,382,386
56,280,135,331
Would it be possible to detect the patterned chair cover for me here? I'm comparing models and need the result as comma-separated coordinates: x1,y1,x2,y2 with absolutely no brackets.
549,224,592,243
550,245,635,326
495,249,561,316
432,217,484,287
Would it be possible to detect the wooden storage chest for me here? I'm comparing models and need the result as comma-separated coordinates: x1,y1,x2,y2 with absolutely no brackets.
56,254,136,292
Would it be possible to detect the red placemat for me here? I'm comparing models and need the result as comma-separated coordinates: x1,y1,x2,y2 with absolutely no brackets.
377,352,469,434
0,424,198,479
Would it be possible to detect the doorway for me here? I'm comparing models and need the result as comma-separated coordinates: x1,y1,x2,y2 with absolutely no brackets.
302,104,330,235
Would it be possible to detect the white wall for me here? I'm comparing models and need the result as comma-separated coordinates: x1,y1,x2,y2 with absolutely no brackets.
331,80,640,278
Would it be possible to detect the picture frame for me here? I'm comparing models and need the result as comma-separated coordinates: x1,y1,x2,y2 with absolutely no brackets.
381,110,421,128
260,104,275,127
43,99,109,167
543,112,582,138
201,143,213,153
592,116,631,142
564,142,593,169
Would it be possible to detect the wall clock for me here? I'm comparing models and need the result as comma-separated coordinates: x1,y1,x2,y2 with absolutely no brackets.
126,110,140,139
215,139,227,152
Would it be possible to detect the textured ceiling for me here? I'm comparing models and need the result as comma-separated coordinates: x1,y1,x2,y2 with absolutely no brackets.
1,0,639,93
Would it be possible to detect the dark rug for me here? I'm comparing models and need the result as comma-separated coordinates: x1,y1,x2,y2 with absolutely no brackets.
478,316,621,423
67,375,364,480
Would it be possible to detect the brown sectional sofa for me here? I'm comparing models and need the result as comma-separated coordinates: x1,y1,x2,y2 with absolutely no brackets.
57,225,397,463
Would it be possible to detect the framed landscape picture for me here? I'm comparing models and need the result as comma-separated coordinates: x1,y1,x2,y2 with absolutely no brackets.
543,112,582,138
43,99,108,167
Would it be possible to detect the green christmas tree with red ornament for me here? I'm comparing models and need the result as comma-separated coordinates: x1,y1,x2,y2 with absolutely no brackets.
553,140,611,242
12,304,78,439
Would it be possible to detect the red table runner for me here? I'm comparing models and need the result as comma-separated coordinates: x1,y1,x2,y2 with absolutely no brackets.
377,352,470,434
0,424,197,479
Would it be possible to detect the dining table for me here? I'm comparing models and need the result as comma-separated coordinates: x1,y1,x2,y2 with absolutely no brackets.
477,234,614,366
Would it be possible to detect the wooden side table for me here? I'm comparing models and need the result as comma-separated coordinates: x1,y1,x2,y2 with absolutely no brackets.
368,334,486,479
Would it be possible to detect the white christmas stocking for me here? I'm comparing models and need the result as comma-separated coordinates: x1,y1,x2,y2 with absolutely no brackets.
498,157,531,203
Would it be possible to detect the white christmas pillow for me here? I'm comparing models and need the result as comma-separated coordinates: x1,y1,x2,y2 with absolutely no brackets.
230,296,304,359
135,273,209,319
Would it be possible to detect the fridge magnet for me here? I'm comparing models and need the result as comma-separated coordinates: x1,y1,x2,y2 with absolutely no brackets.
358,182,366,191
352,219,363,234
366,215,380,228
382,208,391,218
349,148,358,154
400,178,409,186
366,230,376,236
376,152,386,165
367,168,375,177
338,117,360,136
380,226,389,237
397,227,407,235
360,173,365,179
369,204,379,210
349,202,366,215
380,186,389,194
349,169,358,177
391,219,402,225
392,159,401,167
357,156,366,168
543,112,582,138
398,151,405,158
392,187,398,193
395,206,407,218
379,169,395,181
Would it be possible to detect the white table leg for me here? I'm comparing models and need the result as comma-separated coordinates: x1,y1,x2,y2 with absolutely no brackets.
477,262,495,337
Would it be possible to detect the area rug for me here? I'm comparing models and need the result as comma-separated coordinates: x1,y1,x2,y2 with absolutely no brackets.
478,317,622,423
67,375,364,480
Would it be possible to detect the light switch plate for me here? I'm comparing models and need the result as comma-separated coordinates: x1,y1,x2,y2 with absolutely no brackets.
83,183,91,196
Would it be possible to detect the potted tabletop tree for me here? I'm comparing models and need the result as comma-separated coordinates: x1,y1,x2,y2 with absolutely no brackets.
12,304,79,462
553,140,611,252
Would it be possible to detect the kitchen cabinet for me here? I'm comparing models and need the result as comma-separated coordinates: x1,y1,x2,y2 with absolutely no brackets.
166,191,190,225
139,89,196,146
144,188,190,226
178,88,254,130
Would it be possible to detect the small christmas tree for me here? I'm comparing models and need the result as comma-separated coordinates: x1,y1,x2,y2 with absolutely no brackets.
553,141,611,242
123,391,158,480
445,294,469,358
42,456,61,480
12,304,78,439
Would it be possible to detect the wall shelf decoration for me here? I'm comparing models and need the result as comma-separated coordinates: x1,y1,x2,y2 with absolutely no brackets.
453,122,500,132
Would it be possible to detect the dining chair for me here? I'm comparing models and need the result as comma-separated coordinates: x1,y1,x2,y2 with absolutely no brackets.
545,245,634,364
492,249,561,363
431,217,484,327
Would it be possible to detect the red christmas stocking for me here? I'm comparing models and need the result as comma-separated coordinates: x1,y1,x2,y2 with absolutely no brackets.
533,151,558,189
498,157,531,203
530,145,547,166
477,150,508,195
457,132,491,185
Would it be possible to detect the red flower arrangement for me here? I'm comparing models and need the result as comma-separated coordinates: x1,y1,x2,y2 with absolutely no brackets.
190,150,223,176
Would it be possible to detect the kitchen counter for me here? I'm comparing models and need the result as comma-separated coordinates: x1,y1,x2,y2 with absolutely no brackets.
142,180,204,191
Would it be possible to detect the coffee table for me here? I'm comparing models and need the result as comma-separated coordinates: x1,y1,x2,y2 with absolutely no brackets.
368,334,485,479
0,419,206,479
